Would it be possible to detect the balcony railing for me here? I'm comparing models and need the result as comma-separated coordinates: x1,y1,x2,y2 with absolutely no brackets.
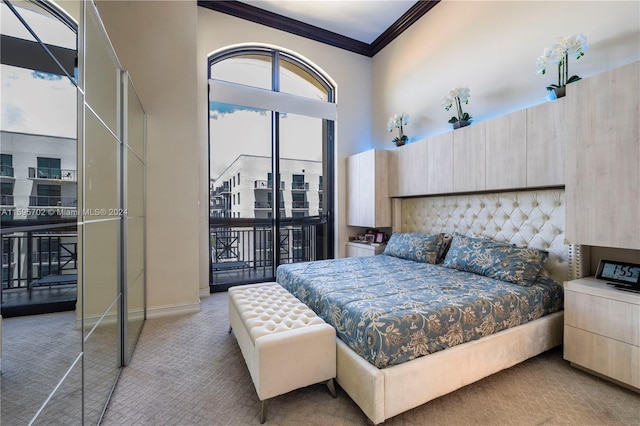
254,201,285,209
254,180,286,190
214,183,231,195
29,196,77,207
1,165,14,177
1,227,78,301
210,217,325,288
1,194,14,206
291,182,309,191
291,201,309,209
28,167,77,181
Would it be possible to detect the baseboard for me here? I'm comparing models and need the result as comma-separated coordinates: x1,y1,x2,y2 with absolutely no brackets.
146,301,201,319
199,287,211,298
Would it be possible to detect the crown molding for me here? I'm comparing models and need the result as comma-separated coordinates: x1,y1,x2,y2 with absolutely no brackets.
371,1,440,56
197,1,440,58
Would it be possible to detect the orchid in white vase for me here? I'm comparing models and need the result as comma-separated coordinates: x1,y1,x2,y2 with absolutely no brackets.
387,112,410,146
442,85,472,128
537,33,588,98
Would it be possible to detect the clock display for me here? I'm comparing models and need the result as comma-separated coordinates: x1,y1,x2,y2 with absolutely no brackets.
596,260,640,285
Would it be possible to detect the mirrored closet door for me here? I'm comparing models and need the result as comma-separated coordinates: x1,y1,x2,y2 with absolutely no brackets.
1,1,146,423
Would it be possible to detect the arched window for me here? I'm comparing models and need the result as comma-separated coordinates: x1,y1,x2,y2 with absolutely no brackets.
208,45,336,289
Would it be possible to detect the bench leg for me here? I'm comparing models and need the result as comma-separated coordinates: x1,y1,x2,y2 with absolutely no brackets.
228,325,232,334
260,399,269,424
326,378,337,398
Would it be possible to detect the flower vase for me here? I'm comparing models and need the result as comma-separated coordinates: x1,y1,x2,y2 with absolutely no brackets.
554,86,566,99
394,136,407,147
453,120,471,130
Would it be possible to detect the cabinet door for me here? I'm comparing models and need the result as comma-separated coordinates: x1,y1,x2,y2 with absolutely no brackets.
526,98,565,187
453,122,486,192
427,132,453,194
347,150,390,228
395,141,428,196
485,110,526,190
566,61,640,249
347,150,374,227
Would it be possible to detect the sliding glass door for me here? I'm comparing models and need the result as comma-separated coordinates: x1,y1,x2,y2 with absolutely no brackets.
208,47,335,290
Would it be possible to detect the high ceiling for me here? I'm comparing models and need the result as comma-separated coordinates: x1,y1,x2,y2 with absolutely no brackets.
199,1,439,57
238,0,418,44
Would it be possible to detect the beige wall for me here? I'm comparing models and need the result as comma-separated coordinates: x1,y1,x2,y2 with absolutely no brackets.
96,0,201,315
85,1,640,311
372,0,640,148
197,8,373,265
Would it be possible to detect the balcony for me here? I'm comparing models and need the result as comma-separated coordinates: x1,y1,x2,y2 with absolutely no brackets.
29,196,77,208
254,180,286,190
254,201,285,209
291,182,309,191
211,199,228,210
216,183,231,195
1,165,14,179
1,226,78,316
291,201,309,209
1,194,15,206
28,167,77,181
210,217,325,290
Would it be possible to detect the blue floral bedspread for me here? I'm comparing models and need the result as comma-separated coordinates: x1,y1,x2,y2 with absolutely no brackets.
276,255,563,368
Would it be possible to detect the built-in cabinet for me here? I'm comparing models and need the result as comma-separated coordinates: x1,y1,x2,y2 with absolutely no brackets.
486,110,527,190
426,132,454,194
565,61,640,250
564,277,639,391
453,122,486,192
389,99,565,198
526,98,566,187
391,141,428,196
346,149,391,228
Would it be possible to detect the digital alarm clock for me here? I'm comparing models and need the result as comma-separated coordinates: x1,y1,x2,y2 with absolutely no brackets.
595,259,640,292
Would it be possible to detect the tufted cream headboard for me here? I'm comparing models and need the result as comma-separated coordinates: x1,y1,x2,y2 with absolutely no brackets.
398,189,568,284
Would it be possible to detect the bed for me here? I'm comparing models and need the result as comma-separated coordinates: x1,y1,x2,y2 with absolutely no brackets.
276,189,568,424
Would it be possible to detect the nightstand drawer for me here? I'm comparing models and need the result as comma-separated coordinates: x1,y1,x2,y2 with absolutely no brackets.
346,242,385,257
565,289,640,346
564,325,640,389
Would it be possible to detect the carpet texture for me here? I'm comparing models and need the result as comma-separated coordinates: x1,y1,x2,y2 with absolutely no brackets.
101,292,639,426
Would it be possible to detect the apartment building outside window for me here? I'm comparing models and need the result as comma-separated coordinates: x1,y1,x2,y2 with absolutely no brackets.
1,154,13,177
36,157,61,179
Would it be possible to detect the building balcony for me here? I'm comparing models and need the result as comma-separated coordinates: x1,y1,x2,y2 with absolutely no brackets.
254,180,285,190
254,201,285,209
215,183,231,195
291,201,309,209
28,167,77,182
29,196,77,208
1,165,14,179
291,182,309,191
1,194,15,206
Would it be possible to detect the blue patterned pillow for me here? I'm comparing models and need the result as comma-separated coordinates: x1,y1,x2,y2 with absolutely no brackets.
442,233,548,286
383,232,442,264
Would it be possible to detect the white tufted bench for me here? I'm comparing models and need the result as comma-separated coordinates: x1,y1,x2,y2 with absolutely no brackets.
228,282,336,423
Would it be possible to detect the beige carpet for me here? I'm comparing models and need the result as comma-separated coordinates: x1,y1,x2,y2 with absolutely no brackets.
101,292,639,426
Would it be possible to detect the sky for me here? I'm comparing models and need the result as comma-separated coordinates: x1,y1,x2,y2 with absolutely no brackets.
209,57,327,179
0,2,77,139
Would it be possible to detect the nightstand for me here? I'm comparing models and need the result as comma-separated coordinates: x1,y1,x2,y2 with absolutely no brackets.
346,242,385,258
563,277,639,391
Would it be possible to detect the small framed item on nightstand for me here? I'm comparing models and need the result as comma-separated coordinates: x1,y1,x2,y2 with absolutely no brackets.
595,259,640,292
